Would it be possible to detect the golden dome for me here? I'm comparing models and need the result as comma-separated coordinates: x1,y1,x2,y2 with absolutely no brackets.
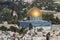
28,7,42,17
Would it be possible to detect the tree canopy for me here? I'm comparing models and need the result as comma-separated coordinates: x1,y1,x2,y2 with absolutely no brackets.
0,0,60,24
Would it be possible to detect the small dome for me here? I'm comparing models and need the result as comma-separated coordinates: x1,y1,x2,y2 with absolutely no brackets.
28,7,42,17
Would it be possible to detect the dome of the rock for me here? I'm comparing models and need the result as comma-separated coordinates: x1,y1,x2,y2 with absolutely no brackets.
28,7,42,17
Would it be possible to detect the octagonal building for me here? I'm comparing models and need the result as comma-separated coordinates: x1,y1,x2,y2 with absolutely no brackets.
18,7,51,28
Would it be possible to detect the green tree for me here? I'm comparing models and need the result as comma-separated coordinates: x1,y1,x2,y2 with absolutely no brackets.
9,26,18,32
18,26,26,34
11,16,18,24
29,23,33,30
43,14,54,21
0,26,7,31
37,28,43,32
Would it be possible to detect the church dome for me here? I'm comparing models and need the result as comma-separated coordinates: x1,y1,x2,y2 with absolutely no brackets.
28,7,42,17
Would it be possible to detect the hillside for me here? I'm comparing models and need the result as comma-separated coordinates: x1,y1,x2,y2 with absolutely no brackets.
0,0,60,24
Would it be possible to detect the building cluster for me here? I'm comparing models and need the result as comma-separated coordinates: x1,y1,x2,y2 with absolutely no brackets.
0,21,18,28
0,7,60,40
0,25,60,40
0,29,47,40
4,0,34,3
4,0,20,2
54,12,60,19
50,25,60,40
0,30,21,40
